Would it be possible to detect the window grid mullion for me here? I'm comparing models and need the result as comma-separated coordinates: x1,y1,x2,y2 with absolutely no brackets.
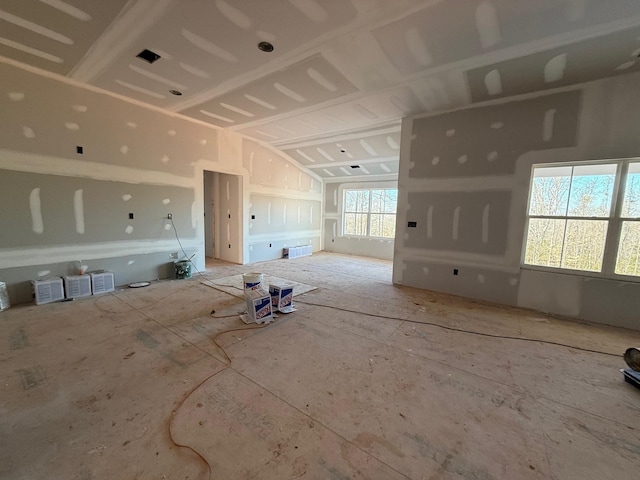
523,159,640,280
602,162,628,275
342,187,398,239
528,215,612,220
367,189,373,236
557,166,575,268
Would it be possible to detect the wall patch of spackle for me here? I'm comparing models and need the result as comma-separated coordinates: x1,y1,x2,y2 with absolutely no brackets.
405,191,510,254
401,260,519,306
249,195,321,235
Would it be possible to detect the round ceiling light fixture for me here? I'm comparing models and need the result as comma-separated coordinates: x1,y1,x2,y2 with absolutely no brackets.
169,89,183,96
258,41,274,53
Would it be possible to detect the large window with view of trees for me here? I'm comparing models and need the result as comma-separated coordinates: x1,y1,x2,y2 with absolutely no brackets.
523,160,640,278
343,188,397,238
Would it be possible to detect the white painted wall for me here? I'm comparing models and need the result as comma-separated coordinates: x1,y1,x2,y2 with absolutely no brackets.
394,72,640,330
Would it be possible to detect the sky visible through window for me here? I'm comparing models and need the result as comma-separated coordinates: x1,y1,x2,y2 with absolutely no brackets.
524,162,640,276
343,188,397,238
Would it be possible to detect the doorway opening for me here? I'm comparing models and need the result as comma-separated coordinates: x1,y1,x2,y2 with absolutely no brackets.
203,170,243,265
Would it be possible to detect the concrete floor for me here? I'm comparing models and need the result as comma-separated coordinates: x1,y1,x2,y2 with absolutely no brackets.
2,252,640,479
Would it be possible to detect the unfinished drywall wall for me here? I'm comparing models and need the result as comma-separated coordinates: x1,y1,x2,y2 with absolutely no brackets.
0,60,213,302
394,72,640,329
0,60,322,304
0,170,194,248
243,139,322,262
467,27,640,103
323,181,396,261
407,91,581,178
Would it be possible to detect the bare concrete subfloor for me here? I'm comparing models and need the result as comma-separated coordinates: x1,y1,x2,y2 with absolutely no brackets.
2,252,640,479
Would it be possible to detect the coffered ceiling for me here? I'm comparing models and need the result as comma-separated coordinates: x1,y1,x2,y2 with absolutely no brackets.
2,0,640,181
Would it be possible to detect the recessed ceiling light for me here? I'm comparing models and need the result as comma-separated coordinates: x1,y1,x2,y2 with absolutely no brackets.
136,49,161,64
169,90,182,96
258,41,274,53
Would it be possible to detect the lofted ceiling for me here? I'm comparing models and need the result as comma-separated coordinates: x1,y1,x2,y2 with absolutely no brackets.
2,0,640,182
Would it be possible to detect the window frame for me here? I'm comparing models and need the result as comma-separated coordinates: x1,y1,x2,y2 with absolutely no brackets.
339,184,398,240
521,157,640,282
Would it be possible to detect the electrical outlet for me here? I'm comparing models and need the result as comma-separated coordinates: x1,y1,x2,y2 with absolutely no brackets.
167,213,172,219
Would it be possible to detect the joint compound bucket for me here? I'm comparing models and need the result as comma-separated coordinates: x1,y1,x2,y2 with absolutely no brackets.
0,282,10,312
243,272,263,291
175,260,192,279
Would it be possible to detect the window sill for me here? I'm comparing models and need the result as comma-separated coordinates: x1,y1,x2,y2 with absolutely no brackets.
340,235,395,241
520,265,640,284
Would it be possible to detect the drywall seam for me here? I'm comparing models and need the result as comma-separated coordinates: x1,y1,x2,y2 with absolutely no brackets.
324,174,398,184
248,230,321,242
247,186,322,201
413,78,588,125
228,86,375,132
0,149,193,187
400,246,512,266
395,251,520,274
276,124,402,150
269,117,404,149
402,177,515,191
193,159,243,177
306,155,399,169
1,238,200,269
0,55,226,134
168,0,444,113
244,138,324,183
69,0,174,82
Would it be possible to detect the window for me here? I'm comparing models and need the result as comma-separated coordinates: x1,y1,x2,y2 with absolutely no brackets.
523,159,640,278
343,188,397,238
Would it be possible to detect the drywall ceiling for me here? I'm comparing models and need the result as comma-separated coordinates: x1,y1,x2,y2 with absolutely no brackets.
2,0,640,181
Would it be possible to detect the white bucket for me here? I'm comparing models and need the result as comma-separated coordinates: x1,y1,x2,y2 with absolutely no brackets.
0,282,10,312
243,272,264,291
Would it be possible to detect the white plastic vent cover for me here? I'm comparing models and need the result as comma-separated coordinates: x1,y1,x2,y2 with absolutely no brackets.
283,245,312,259
90,271,115,294
64,275,92,299
32,277,65,305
